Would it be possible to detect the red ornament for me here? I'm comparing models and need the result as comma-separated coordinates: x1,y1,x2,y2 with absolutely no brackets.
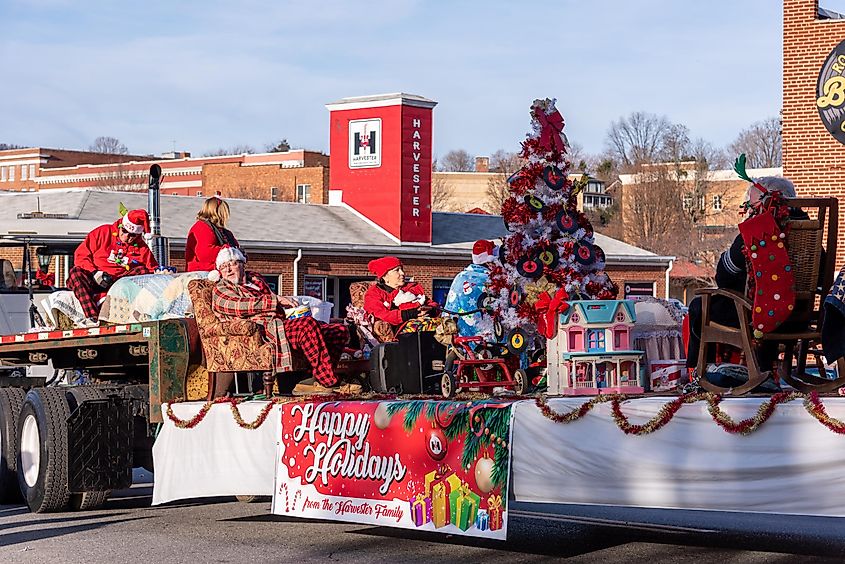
425,427,448,461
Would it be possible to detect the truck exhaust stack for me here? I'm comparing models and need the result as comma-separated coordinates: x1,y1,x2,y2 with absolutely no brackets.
147,164,169,266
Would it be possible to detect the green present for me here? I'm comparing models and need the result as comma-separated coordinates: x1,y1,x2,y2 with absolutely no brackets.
448,483,481,531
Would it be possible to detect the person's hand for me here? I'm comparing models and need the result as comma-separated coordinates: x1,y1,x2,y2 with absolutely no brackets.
93,271,111,288
418,304,434,318
278,296,299,308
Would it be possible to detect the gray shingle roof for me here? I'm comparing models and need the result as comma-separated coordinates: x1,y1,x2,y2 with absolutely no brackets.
0,189,670,264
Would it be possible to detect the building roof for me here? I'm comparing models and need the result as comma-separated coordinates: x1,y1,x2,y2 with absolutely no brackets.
560,300,636,325
325,92,437,110
0,189,671,265
670,260,714,279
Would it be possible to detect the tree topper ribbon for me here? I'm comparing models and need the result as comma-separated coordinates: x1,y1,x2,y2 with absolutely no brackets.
535,287,570,339
534,106,565,152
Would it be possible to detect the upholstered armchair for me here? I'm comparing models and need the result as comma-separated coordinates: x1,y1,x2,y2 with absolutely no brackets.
188,279,309,399
347,281,396,345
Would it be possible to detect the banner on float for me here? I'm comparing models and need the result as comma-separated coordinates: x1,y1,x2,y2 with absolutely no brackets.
272,399,514,539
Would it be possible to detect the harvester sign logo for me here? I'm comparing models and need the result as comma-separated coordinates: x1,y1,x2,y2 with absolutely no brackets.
349,118,381,169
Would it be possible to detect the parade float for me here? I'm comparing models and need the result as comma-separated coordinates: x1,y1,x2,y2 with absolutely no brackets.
2,100,845,540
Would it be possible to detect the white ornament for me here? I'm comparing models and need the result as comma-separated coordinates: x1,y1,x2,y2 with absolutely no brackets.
373,403,393,430
475,457,495,493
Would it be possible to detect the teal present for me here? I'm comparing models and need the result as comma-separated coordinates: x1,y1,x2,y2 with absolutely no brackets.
475,509,489,531
448,483,481,531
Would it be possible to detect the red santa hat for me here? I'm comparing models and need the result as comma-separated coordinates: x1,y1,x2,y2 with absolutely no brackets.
367,256,402,278
121,209,151,236
472,240,498,264
208,246,246,282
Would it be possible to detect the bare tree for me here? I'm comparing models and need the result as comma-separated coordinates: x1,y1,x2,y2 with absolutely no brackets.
90,162,146,192
485,150,524,213
265,139,291,153
659,123,692,162
202,145,257,157
439,149,474,172
727,117,782,168
431,175,458,212
89,136,128,155
605,111,672,167
223,183,271,200
0,143,25,150
566,142,590,174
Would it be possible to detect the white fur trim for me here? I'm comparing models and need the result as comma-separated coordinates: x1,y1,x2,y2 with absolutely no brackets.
208,270,221,282
215,247,246,268
122,214,143,234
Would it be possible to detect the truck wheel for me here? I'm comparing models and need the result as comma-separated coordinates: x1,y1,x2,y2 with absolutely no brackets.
17,388,70,513
66,387,111,511
0,387,26,503
69,490,110,511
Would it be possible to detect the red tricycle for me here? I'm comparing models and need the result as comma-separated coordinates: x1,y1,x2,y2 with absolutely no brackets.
439,335,527,397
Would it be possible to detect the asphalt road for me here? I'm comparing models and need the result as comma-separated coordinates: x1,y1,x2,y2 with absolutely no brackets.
1,474,844,563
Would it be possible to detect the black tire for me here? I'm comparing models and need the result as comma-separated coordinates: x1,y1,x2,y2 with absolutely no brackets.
513,369,528,395
65,387,111,511
0,387,26,503
17,388,70,513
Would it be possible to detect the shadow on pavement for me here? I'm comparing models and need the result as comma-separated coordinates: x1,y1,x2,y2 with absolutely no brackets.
0,515,152,548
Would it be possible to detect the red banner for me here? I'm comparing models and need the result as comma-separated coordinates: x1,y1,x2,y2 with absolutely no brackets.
273,399,514,538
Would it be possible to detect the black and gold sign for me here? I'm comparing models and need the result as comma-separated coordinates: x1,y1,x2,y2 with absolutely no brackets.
816,39,845,145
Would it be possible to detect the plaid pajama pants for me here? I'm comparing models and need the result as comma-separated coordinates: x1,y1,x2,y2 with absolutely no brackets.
67,266,149,320
282,317,349,386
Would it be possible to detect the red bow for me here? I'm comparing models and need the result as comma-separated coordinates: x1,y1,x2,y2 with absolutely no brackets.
535,287,569,339
534,107,565,152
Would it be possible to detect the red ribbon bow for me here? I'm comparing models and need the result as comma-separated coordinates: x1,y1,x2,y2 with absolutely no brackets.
534,107,565,152
535,287,570,339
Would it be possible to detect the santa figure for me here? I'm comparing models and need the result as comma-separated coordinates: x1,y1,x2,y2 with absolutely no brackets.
67,209,159,322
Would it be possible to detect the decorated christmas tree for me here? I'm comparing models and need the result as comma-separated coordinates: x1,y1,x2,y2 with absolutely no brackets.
488,98,618,348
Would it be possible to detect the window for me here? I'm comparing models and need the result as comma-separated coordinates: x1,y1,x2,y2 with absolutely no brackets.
20,165,27,181
712,195,722,211
270,186,278,201
296,184,311,203
586,329,606,352
682,194,692,210
698,195,706,211
196,191,203,197
568,329,584,351
613,329,629,350
0,167,5,182
29,164,35,178
8,166,14,182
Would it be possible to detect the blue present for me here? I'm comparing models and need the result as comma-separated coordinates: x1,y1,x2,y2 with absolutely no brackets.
475,509,489,531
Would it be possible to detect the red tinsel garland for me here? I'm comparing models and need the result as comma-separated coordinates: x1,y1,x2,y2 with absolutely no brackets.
534,392,845,436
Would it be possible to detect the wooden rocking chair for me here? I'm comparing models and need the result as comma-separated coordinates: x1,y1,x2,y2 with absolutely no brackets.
696,197,843,394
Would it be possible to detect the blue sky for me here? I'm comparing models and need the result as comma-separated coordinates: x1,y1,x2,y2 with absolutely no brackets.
0,0,785,159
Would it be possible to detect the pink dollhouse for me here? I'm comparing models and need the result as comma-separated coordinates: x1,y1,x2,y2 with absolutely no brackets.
546,300,644,395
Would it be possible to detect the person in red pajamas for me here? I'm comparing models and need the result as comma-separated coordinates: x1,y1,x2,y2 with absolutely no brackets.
209,247,354,394
363,256,439,339
67,209,158,322
185,197,240,272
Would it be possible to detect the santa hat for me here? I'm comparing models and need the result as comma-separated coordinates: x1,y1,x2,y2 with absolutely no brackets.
208,246,246,282
368,256,402,278
472,240,498,264
121,209,151,236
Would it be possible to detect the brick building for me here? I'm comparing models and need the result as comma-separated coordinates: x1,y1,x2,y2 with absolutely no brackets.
0,190,672,316
783,0,845,266
0,147,330,204
0,147,156,192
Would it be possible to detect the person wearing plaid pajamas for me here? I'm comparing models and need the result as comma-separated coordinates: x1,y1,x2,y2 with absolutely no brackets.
68,209,159,321
210,247,348,387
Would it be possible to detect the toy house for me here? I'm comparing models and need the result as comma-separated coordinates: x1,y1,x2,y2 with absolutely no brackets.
546,300,644,395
